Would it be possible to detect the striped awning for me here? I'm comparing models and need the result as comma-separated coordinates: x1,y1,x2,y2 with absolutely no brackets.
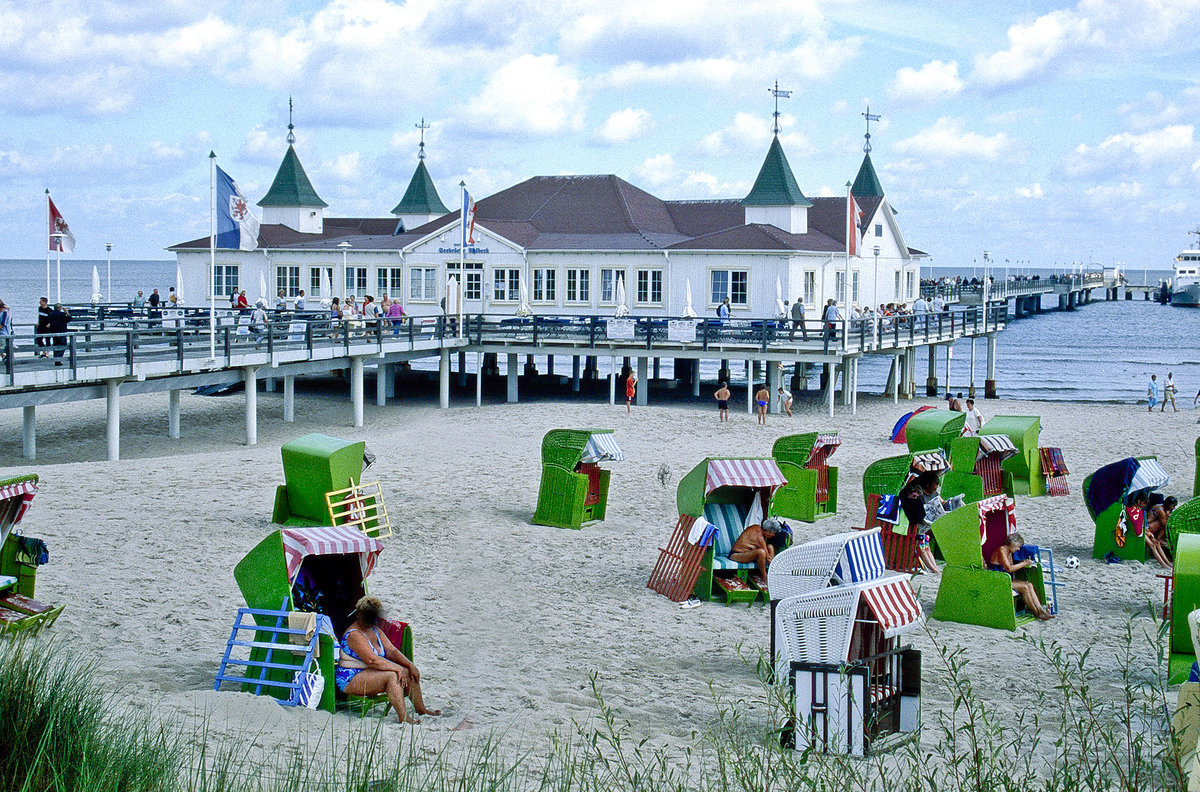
912,451,948,472
0,478,38,536
705,458,787,496
282,526,384,585
813,434,841,451
581,432,625,463
978,434,1018,459
861,579,925,639
1129,458,1170,494
834,532,887,584
977,495,1017,544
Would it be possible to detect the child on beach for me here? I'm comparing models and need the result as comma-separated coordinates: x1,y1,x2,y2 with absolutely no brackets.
714,382,730,423
777,386,793,417
755,385,770,425
625,371,637,413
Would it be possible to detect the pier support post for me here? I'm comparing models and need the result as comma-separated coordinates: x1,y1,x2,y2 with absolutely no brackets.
767,360,779,411
851,358,859,415
22,406,35,460
609,356,616,405
1067,292,1076,311
243,367,258,446
524,354,537,377
571,355,581,392
792,362,807,392
969,338,977,400
351,356,365,425
985,333,998,399
584,356,598,379
283,375,295,422
891,355,901,403
265,376,275,393
458,351,468,387
652,357,660,380
944,344,953,399
438,349,450,410
507,353,519,403
547,355,555,376
105,378,121,461
168,389,181,439
691,360,701,396
476,351,483,407
637,357,649,406
885,357,897,399
719,359,730,383
841,362,852,406
483,353,500,376
926,345,939,397
376,362,389,406
824,363,835,416
746,360,754,414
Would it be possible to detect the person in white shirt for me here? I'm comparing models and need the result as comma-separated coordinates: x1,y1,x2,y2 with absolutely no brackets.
965,398,983,433
275,290,287,310
931,295,945,314
294,290,307,310
776,386,793,417
823,299,840,340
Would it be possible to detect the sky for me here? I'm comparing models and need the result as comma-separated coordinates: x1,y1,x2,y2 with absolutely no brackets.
0,0,1198,271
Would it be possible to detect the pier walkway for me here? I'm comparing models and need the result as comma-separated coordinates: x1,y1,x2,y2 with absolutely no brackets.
0,304,1006,461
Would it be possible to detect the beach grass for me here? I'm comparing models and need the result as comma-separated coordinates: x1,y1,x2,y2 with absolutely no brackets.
0,625,1187,791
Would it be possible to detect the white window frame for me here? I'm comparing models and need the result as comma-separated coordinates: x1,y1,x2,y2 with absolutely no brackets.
345,266,368,297
906,271,916,300
894,270,902,300
533,267,557,303
851,270,860,304
565,268,590,304
835,271,846,304
377,267,403,299
446,261,483,301
213,264,239,299
707,268,749,308
803,271,816,305
635,268,663,306
310,266,333,297
410,266,437,302
875,223,883,237
275,265,300,298
493,268,520,303
599,268,623,305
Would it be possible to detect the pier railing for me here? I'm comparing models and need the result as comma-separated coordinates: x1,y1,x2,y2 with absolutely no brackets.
0,303,1006,388
921,273,1106,301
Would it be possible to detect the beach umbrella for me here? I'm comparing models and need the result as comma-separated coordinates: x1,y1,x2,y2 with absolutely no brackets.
90,265,102,303
615,275,629,317
319,267,332,299
175,262,184,305
258,271,268,305
446,275,459,316
517,272,532,316
776,275,786,316
682,278,697,318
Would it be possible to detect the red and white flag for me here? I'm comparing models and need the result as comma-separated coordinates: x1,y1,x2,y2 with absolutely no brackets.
846,190,861,257
47,196,75,253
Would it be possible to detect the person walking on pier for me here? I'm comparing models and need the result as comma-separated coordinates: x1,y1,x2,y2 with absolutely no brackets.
1147,374,1159,412
35,297,51,357
717,297,731,321
714,382,731,423
1162,372,1178,412
789,298,806,340
823,299,840,341
148,289,161,308
132,290,145,308
47,303,70,365
294,290,307,310
0,300,11,337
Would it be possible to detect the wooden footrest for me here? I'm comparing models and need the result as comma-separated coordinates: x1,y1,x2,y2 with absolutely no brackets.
714,576,758,604
0,593,54,615
0,605,25,625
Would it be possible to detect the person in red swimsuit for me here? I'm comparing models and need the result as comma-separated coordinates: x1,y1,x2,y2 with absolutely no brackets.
625,370,637,413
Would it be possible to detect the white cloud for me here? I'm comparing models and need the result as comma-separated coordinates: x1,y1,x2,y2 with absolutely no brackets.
1085,181,1143,202
636,153,676,186
323,152,362,182
1066,124,1197,176
889,60,964,103
1015,183,1043,199
893,118,1017,161
699,113,813,160
595,108,653,144
462,54,583,136
971,10,1102,88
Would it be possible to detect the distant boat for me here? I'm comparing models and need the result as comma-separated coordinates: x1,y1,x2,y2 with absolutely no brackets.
1170,231,1200,306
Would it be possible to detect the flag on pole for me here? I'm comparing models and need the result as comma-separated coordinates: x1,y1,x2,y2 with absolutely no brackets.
215,166,260,251
461,189,476,248
846,190,861,257
47,196,75,253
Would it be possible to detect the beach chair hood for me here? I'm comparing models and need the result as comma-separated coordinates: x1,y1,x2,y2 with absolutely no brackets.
0,475,38,548
905,409,966,454
1085,457,1167,516
978,434,1018,461
704,458,786,496
580,432,624,463
891,405,934,444
282,526,383,585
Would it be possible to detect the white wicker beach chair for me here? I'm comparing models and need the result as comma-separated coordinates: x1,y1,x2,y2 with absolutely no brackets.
768,527,888,601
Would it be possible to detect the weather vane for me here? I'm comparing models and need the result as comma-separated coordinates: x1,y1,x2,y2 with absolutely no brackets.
287,96,295,145
769,80,792,136
415,117,430,160
862,105,881,153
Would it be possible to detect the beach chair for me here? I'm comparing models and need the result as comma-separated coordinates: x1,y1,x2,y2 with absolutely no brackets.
947,434,1018,500
769,433,840,523
773,569,923,756
226,525,413,713
1170,537,1200,684
1039,447,1070,496
889,405,935,444
0,475,64,635
979,416,1046,496
1171,609,1200,787
647,515,709,602
903,409,966,455
532,429,624,530
272,434,369,527
930,495,1050,630
673,458,787,604
859,452,950,573
1085,456,1170,562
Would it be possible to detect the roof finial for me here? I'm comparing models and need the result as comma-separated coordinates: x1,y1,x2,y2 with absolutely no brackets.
862,104,881,153
768,80,792,136
415,117,430,160
287,96,295,145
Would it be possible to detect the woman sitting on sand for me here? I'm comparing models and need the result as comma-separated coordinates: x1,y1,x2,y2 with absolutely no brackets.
336,596,440,724
988,533,1054,621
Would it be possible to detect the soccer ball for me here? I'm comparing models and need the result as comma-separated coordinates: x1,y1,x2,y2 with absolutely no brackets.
1064,555,1080,569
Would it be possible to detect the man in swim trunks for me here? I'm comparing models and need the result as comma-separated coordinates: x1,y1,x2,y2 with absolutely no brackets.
714,382,731,423
755,384,770,425
729,520,780,579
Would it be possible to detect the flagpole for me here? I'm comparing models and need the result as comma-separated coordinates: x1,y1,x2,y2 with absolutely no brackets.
56,248,61,304
459,180,466,337
845,181,852,319
209,151,217,361
44,190,51,299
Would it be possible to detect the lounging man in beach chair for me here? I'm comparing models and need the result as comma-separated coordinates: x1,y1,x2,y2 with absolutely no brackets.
729,519,782,579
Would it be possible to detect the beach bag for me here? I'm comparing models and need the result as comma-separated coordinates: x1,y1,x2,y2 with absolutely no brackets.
294,668,324,709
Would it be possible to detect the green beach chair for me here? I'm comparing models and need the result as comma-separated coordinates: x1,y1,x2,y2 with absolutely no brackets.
676,457,787,604
1085,456,1170,562
904,409,965,455
860,451,952,572
1169,536,1200,684
769,432,840,523
930,495,1048,630
0,474,64,635
532,429,624,530
226,525,412,713
272,433,368,527
979,416,1045,496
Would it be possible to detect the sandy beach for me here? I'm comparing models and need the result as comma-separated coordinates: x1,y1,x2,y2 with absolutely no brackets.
1,381,1191,771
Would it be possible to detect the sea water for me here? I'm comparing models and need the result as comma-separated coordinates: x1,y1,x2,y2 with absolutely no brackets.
0,259,1191,404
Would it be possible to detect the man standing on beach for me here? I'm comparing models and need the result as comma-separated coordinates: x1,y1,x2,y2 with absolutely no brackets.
1148,374,1159,412
755,384,770,425
790,298,806,340
777,385,793,417
1162,372,1178,412
714,382,730,423
965,398,983,433
625,370,637,413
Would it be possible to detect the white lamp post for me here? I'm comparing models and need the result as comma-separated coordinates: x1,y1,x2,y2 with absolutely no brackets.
338,241,351,299
105,242,112,305
983,250,991,307
873,245,880,306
